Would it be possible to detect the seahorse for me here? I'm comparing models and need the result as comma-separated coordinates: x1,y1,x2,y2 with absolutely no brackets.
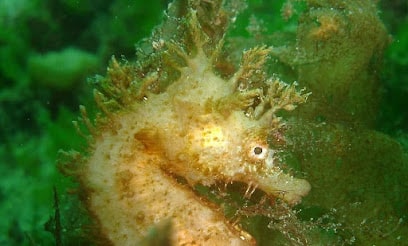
62,1,311,245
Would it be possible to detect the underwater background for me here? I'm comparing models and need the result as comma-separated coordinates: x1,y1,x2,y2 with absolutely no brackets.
0,0,407,245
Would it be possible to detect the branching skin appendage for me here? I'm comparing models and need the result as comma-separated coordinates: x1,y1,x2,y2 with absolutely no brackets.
61,1,311,245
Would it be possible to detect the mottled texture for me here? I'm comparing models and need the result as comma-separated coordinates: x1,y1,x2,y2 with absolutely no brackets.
67,1,311,244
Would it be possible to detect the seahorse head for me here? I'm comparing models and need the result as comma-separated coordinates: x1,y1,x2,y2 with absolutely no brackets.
165,108,310,205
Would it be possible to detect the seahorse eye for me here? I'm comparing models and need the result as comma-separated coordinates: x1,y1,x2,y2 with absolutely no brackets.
249,143,268,160
253,146,263,155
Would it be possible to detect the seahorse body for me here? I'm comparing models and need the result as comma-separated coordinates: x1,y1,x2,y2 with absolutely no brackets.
82,46,310,245
76,2,311,245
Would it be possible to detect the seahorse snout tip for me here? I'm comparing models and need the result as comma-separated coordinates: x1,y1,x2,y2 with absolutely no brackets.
285,178,311,205
254,175,311,205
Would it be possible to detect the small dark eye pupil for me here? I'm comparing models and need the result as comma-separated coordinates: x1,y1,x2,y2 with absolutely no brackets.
254,147,263,155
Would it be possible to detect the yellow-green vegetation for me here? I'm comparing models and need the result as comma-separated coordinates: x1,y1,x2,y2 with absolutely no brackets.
270,0,389,126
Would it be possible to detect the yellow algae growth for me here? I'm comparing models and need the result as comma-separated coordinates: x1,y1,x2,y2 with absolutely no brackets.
60,0,311,245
